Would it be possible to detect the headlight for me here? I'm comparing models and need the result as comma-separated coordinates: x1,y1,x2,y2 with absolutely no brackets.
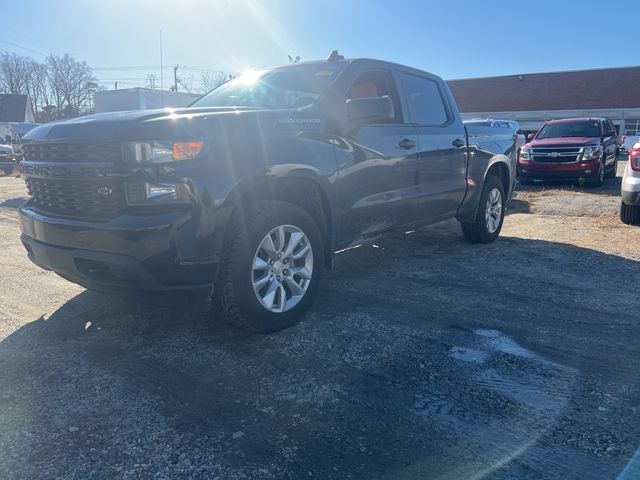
123,140,204,164
582,146,602,160
519,148,531,161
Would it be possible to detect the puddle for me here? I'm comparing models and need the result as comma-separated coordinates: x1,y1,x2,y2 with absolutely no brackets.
474,329,569,370
449,346,488,364
473,368,569,412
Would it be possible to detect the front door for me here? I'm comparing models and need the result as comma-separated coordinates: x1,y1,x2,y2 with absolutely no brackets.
336,69,419,242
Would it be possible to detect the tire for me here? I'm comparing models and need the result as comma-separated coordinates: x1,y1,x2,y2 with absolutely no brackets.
2,167,12,175
586,158,605,187
461,175,505,244
215,200,324,333
620,201,640,225
605,155,617,179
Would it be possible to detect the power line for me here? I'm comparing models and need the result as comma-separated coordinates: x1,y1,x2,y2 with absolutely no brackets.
0,39,48,58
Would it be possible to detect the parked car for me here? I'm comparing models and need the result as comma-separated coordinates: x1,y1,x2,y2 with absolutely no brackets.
465,118,525,147
620,143,640,225
0,144,14,175
517,117,619,187
18,53,516,332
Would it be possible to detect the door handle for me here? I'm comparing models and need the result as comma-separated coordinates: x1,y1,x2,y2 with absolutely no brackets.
452,138,465,148
398,138,416,149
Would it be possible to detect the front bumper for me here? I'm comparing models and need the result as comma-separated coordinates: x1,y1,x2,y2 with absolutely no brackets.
517,158,601,180
19,205,217,310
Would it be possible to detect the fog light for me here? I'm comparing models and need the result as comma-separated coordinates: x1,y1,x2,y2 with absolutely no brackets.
126,182,190,205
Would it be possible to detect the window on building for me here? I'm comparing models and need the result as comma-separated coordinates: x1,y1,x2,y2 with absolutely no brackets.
624,120,640,136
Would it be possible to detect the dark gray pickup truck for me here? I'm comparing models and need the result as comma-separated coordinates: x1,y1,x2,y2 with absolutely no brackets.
18,53,516,332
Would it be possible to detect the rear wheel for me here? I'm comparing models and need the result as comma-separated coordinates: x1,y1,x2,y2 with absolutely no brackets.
620,201,640,225
215,201,324,333
461,175,505,244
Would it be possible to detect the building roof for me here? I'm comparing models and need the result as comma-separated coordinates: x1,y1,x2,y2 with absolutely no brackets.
447,66,640,112
0,94,35,122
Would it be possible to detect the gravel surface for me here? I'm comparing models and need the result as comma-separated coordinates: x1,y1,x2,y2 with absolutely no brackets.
0,162,639,479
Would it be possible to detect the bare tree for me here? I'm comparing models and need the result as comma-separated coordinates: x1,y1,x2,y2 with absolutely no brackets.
46,53,97,118
199,70,232,94
0,52,31,94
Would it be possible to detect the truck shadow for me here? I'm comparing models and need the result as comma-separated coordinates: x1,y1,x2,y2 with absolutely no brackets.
0,197,28,209
1,231,638,478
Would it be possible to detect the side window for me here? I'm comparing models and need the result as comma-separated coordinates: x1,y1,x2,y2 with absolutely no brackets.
603,120,615,137
399,73,449,126
347,70,402,123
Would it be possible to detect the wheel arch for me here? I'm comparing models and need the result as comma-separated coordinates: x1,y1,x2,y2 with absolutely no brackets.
223,170,337,269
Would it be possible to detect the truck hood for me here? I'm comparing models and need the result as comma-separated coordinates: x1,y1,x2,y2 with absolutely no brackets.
23,106,324,142
526,137,600,148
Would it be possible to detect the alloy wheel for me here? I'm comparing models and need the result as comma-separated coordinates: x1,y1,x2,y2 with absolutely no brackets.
485,187,502,234
251,224,313,313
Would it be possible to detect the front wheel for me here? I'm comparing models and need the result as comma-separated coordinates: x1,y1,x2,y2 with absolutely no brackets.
2,167,13,175
605,156,618,179
215,201,324,333
620,201,640,225
586,158,606,187
461,176,505,244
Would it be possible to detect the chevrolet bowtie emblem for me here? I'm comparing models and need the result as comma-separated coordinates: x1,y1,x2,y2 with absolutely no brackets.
97,186,113,195
549,152,560,157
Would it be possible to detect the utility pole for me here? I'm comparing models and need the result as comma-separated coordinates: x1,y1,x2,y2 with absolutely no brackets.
173,65,179,92
159,30,164,106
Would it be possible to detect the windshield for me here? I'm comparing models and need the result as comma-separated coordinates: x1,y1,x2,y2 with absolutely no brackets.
192,65,341,109
536,120,601,139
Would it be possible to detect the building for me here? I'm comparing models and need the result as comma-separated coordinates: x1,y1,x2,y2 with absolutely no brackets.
94,88,201,113
447,66,640,137
0,94,35,123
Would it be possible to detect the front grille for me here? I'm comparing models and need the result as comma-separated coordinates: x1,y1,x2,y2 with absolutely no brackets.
532,147,582,163
23,142,122,163
25,178,126,218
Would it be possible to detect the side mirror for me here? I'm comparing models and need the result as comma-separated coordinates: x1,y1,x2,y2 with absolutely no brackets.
346,96,394,126
527,133,535,141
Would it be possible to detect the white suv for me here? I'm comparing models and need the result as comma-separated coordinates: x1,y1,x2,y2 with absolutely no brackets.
621,142,640,225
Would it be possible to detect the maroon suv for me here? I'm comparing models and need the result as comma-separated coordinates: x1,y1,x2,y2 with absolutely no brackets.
517,117,618,186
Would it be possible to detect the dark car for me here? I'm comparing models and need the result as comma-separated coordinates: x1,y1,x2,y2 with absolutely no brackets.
517,117,618,186
0,144,15,175
18,54,516,332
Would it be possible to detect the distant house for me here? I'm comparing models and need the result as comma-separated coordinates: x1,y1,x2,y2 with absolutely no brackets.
0,94,35,123
447,66,640,137
94,88,201,113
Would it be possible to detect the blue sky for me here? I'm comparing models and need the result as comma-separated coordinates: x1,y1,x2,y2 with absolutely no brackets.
1,0,636,89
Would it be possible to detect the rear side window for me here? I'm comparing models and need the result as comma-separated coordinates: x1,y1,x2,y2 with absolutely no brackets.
399,73,449,126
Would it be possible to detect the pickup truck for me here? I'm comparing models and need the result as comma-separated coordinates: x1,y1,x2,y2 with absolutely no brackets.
18,53,516,332
517,117,619,186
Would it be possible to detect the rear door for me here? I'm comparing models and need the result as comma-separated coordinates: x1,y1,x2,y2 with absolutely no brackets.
337,69,420,241
397,71,467,220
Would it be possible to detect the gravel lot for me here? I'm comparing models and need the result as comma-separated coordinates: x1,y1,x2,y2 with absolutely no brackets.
0,161,639,479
